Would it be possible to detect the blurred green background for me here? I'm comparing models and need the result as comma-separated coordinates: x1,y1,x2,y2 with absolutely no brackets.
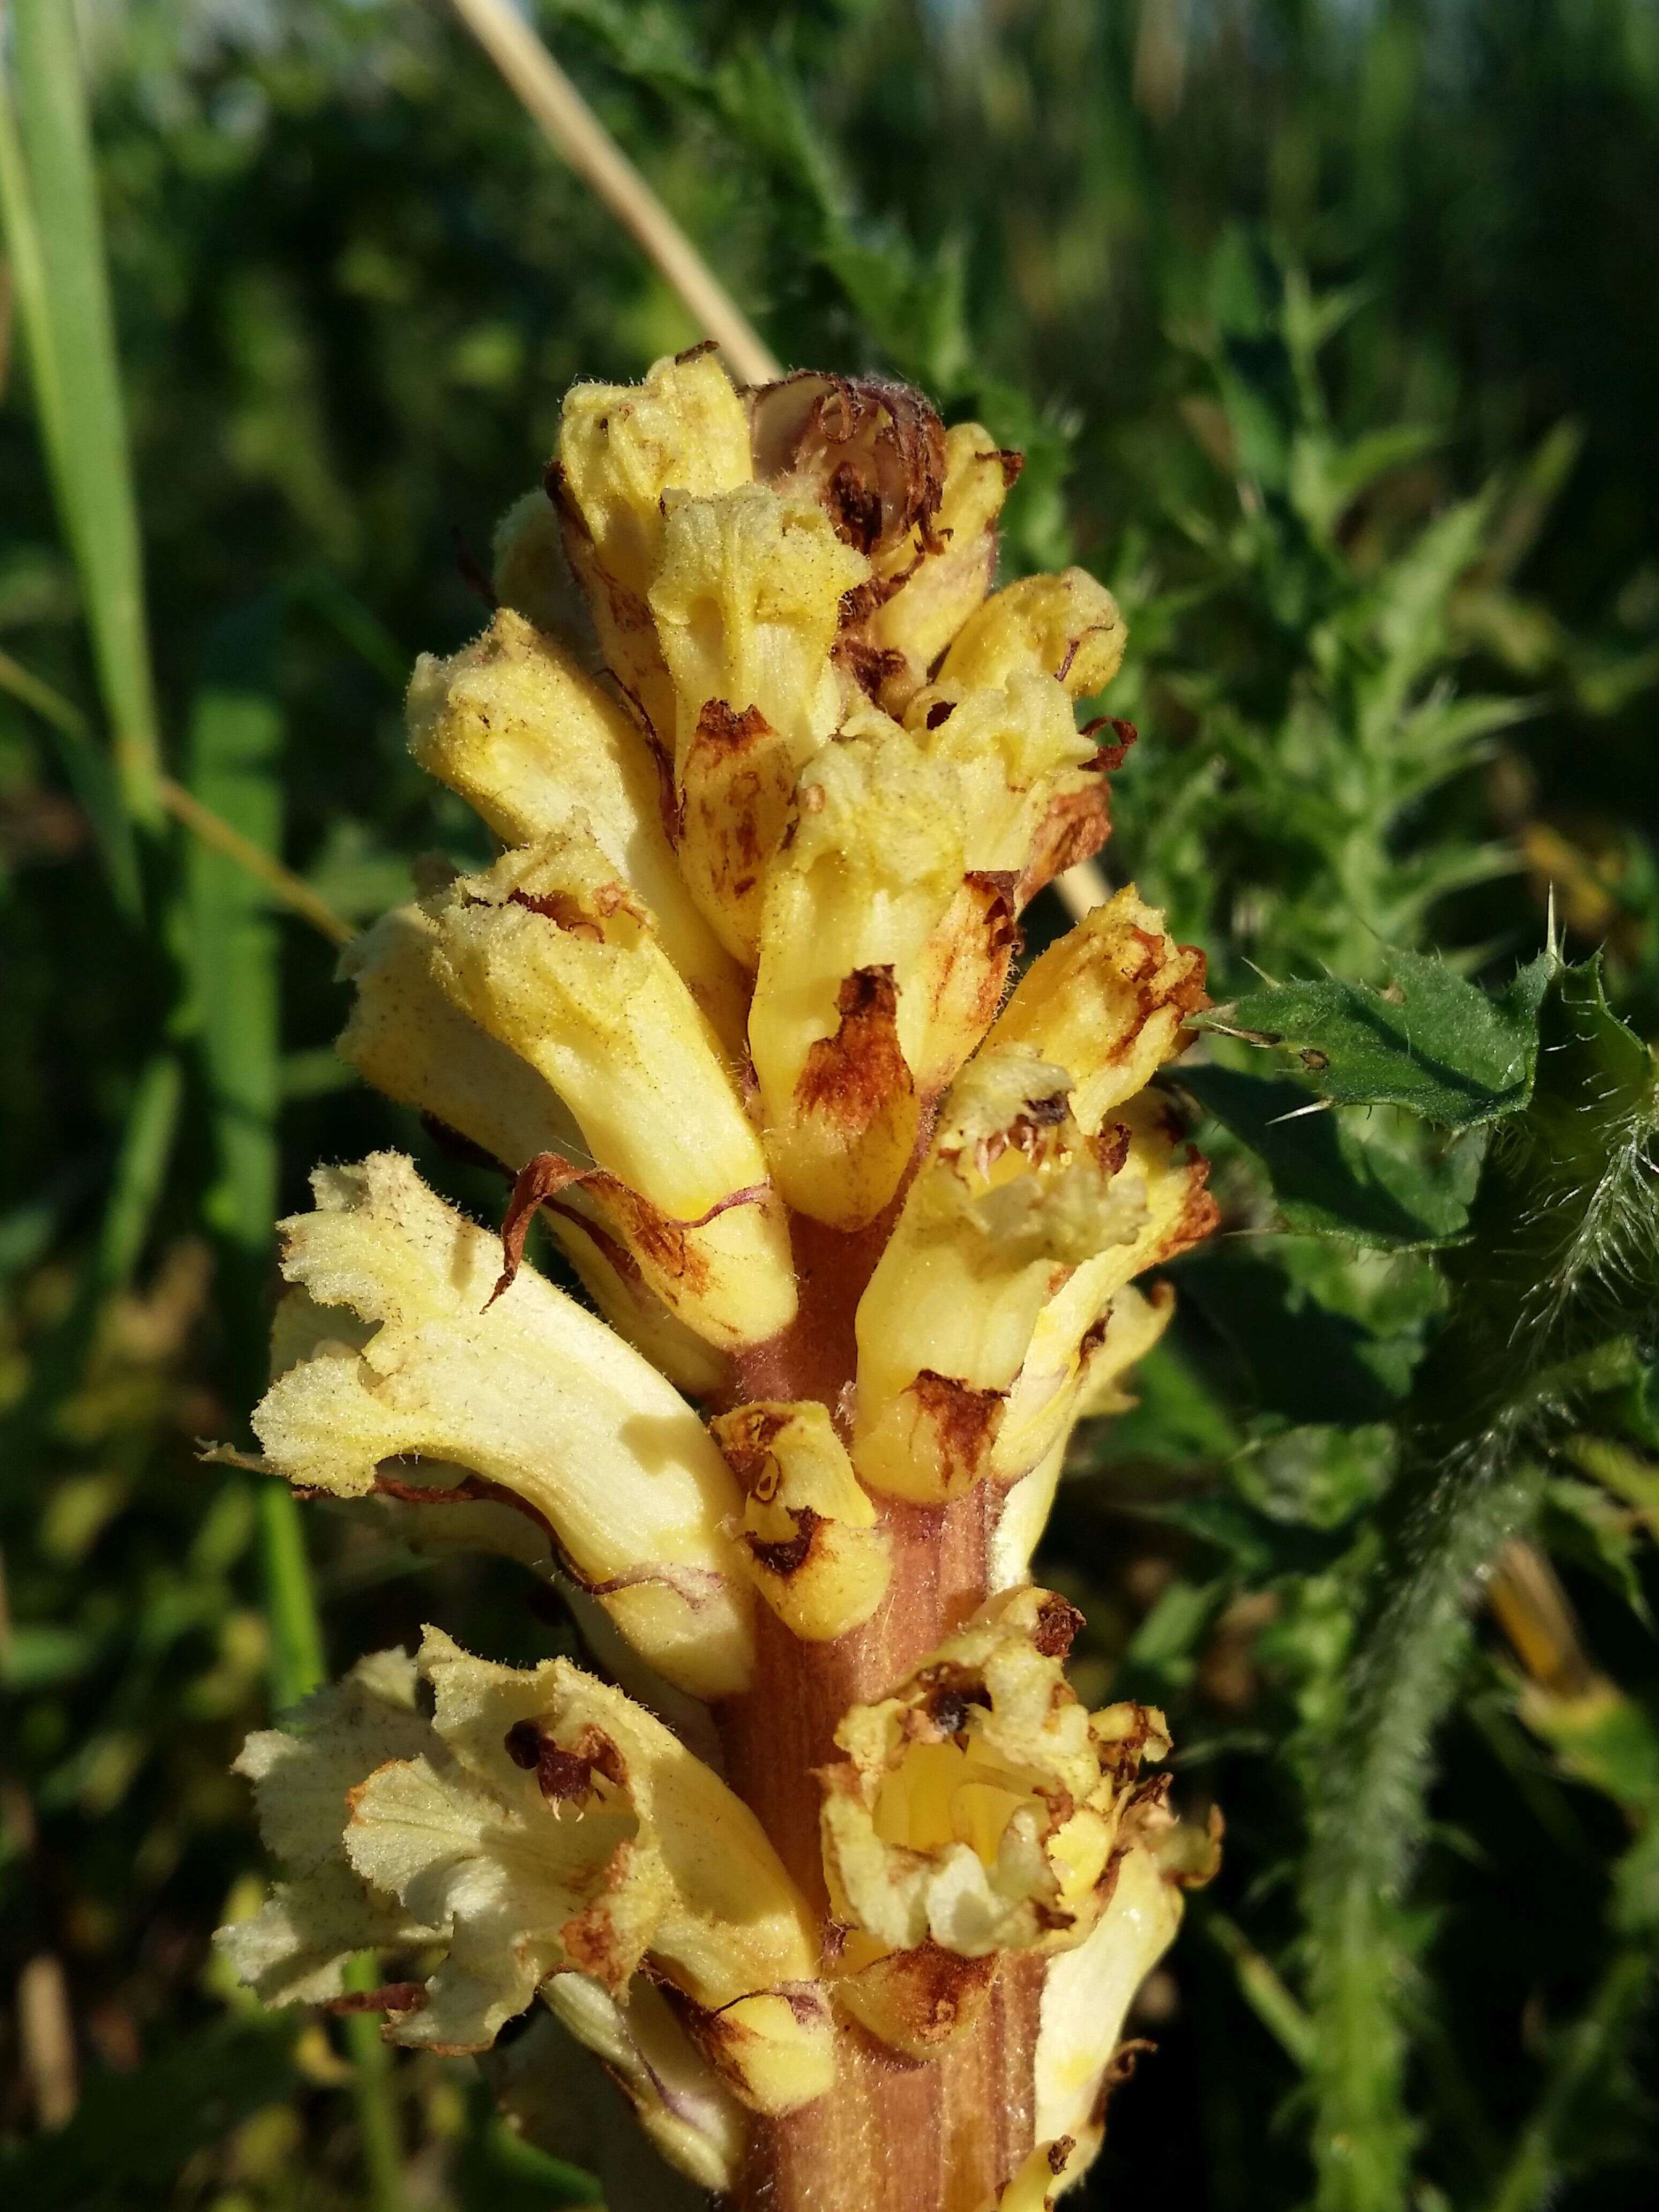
2,3,1657,2208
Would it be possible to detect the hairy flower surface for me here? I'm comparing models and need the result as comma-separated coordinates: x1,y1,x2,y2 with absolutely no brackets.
242,1152,754,1698
820,1588,1171,2049
222,1629,831,2110
219,348,1217,2212
407,606,747,1051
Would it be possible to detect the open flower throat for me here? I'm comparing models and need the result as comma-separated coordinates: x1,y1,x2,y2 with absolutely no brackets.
215,352,1219,2211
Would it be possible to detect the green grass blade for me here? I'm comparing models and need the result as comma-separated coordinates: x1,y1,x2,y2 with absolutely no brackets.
185,604,403,2203
5,1,162,826
186,618,283,1295
95,1053,185,1295
338,1959,408,2212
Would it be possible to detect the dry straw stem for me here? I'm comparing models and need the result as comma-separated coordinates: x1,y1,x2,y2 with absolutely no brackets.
446,0,1114,929
447,0,781,384
17,1952,79,2129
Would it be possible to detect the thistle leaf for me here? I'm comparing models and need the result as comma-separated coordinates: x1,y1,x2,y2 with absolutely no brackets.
1180,1062,1475,1246
1205,949,1552,1129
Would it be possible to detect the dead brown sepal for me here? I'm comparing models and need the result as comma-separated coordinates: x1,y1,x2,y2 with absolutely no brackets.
832,1942,1000,2062
750,373,949,560
489,1148,769,1307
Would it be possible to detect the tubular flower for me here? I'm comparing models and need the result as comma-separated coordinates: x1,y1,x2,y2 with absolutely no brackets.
425,828,797,1349
749,722,965,1225
552,345,754,743
406,607,747,1052
220,1630,831,2114
217,351,1217,2212
853,1055,1213,1504
819,1589,1171,2049
334,899,730,1397
240,1152,754,1699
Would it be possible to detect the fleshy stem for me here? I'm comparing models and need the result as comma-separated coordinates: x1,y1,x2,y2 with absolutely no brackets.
716,1193,1044,2212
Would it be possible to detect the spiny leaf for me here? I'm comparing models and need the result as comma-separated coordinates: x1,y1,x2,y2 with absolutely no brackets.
1204,949,1552,1129
1174,1246,1410,1425
1180,1062,1475,1247
1302,960,1659,2212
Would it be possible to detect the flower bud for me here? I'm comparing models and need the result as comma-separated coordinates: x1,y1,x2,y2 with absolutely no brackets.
941,567,1126,703
749,726,962,1227
649,484,870,961
989,1282,1176,1592
553,348,753,745
853,1049,1210,1502
407,608,745,1052
490,487,586,640
711,1401,893,1642
819,1590,1172,2051
988,885,1209,1133
427,829,797,1349
244,1152,754,1697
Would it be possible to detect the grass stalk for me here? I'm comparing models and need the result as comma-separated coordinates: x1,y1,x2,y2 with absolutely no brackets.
338,1961,407,2212
1484,1947,1654,2212
4,1050,183,1446
5,2,163,826
0,645,350,946
186,613,402,2202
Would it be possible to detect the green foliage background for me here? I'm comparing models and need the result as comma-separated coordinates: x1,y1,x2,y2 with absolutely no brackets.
2,3,1657,2208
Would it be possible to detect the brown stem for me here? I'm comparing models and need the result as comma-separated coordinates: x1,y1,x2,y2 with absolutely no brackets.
715,1205,1039,2212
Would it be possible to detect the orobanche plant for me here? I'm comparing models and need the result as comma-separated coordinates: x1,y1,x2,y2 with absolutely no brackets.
214,350,1221,2211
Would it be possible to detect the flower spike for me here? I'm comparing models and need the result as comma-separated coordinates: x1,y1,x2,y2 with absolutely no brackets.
218,352,1219,2212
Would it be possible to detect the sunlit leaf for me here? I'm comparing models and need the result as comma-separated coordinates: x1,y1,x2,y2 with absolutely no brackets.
1204,950,1552,1128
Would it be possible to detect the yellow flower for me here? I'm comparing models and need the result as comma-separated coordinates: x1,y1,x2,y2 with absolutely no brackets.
821,1588,1168,1956
425,829,797,1349
853,1051,1213,1503
407,607,746,1052
240,1153,754,1698
223,1628,833,2124
552,347,753,744
218,349,1221,2212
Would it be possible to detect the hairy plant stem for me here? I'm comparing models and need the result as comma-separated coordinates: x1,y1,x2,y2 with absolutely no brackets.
716,1195,1041,2212
1304,1430,1542,2212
